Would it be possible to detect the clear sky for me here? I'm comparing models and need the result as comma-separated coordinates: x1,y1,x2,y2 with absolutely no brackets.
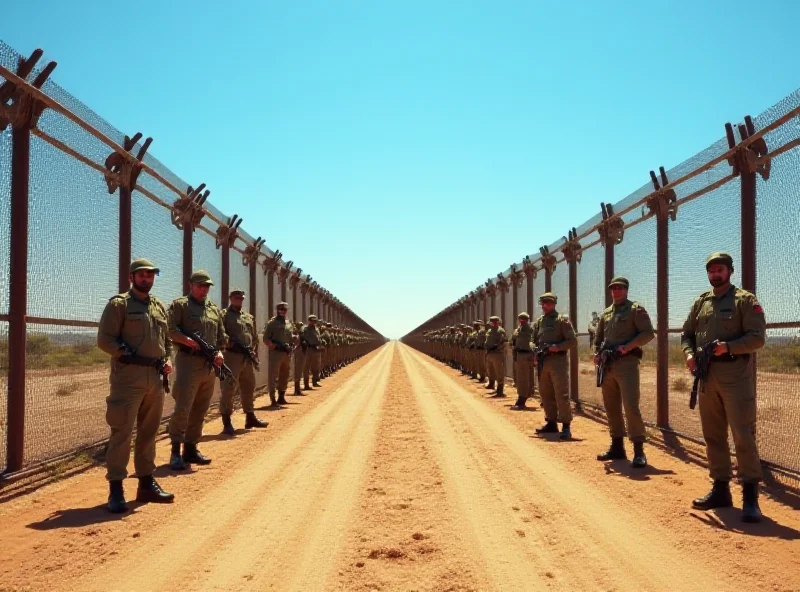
3,0,799,338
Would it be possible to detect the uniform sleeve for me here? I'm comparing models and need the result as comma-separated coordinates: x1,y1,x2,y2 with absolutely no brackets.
263,322,271,345
557,317,577,351
680,299,700,358
97,299,124,357
727,293,766,355
499,328,507,343
593,317,605,354
217,308,228,350
168,300,183,342
628,305,655,348
161,302,174,359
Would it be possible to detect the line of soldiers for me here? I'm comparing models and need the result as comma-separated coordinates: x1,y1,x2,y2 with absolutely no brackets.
98,259,378,513
420,252,767,523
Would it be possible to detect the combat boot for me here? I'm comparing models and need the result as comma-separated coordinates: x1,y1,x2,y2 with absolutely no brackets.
631,441,647,468
293,382,303,396
169,441,187,470
597,437,627,461
304,381,312,390
221,414,235,436
511,397,528,410
245,412,268,429
491,384,506,398
107,480,129,513
269,392,279,406
136,475,175,503
277,391,288,405
312,381,321,388
182,443,211,465
559,423,572,441
487,380,495,390
692,480,733,510
536,421,559,434
741,482,763,523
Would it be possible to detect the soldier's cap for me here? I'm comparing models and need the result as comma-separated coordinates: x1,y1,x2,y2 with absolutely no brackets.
608,276,629,289
518,312,530,320
472,320,481,326
308,315,318,321
539,292,557,303
476,319,484,324
489,315,501,322
277,301,289,309
706,251,734,270
326,322,333,327
230,288,245,297
130,258,160,275
190,269,214,285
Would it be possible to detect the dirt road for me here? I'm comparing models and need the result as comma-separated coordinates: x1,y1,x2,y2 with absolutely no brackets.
2,342,799,591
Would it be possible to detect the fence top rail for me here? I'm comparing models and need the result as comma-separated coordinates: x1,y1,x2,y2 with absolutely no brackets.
0,61,308,280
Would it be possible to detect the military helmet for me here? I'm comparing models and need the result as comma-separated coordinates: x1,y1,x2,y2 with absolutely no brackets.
518,312,530,320
276,301,289,310
489,315,501,322
190,269,214,285
608,276,629,289
539,292,557,303
706,251,734,271
130,258,160,275
308,315,318,321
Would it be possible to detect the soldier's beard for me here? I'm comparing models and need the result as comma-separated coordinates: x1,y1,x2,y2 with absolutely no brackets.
709,277,727,287
133,281,152,294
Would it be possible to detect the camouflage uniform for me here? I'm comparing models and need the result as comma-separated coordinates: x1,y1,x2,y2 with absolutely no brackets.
97,258,174,511
263,302,294,405
511,313,535,410
484,316,507,396
682,252,766,522
301,317,322,387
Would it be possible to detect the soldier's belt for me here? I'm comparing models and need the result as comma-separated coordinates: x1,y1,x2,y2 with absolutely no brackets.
709,353,747,363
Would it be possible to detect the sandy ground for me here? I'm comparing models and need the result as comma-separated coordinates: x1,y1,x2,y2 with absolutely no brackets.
1,342,799,592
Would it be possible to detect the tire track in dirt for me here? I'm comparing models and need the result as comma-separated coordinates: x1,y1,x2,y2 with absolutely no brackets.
334,344,489,592
67,345,393,592
399,344,737,592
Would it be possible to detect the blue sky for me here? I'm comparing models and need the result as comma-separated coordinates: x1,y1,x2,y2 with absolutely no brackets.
3,0,800,338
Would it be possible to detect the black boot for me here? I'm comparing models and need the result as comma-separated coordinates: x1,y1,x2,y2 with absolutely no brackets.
511,397,528,410
597,437,627,461
491,384,506,398
169,441,187,470
692,480,733,510
269,392,279,407
312,381,321,388
245,412,268,429
293,382,303,396
304,381,312,390
221,414,235,436
631,441,647,468
487,380,495,390
107,480,129,513
560,423,572,441
277,391,288,405
742,482,762,523
136,475,175,503
536,421,559,434
182,442,211,465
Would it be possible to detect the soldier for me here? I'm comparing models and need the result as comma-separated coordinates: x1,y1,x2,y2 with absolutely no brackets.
292,321,305,395
511,312,535,410
588,312,599,348
475,320,487,383
302,315,323,388
594,276,654,468
97,258,175,512
263,302,294,406
220,288,268,436
532,293,577,440
467,322,479,379
484,316,507,398
167,270,227,470
682,252,766,522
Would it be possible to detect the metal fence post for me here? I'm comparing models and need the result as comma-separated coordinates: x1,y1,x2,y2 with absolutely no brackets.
599,203,623,306
243,238,264,322
523,256,536,315
648,169,677,428
1,50,56,473
173,184,209,295
564,229,582,406
216,215,241,308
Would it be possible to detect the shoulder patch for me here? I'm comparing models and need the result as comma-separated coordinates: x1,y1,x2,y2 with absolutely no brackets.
752,300,765,315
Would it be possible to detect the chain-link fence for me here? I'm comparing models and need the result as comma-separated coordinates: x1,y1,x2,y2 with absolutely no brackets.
407,86,800,490
0,41,382,477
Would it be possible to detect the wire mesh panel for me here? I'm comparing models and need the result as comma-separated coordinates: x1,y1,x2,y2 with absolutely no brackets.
550,261,570,320
23,324,109,466
754,90,800,323
533,273,545,313
192,229,222,306
758,328,800,487
230,249,251,302
0,126,10,314
257,268,269,331
132,175,184,305
0,320,8,472
28,131,119,322
576,240,606,408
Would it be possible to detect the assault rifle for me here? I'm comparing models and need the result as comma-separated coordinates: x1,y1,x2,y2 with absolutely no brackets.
117,340,171,394
533,344,554,379
595,346,621,387
690,340,720,410
179,328,234,382
229,335,260,370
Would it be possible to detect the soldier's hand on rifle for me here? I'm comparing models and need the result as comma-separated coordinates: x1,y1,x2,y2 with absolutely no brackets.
616,345,628,355
214,351,224,367
686,355,697,373
163,360,174,375
547,345,559,353
713,342,729,356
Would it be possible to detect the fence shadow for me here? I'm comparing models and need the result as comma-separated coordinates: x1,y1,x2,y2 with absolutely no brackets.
690,510,800,540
